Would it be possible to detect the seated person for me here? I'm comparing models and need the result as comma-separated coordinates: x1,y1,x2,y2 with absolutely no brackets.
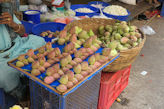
0,0,46,99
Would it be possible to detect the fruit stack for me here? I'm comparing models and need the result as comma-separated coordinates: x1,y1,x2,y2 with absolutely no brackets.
98,21,143,52
57,26,96,47
14,26,118,93
40,30,60,38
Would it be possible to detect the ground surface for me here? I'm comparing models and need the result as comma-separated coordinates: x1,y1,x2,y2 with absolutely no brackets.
110,18,164,109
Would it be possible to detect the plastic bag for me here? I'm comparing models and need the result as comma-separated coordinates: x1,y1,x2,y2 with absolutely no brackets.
39,5,48,13
65,0,71,10
92,7,109,19
140,25,156,35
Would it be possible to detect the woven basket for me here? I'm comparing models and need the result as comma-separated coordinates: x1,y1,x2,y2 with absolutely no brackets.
64,18,146,72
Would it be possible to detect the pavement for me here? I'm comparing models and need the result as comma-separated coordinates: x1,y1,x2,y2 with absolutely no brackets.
110,18,164,109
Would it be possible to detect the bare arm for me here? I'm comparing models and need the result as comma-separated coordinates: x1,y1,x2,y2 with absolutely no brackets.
0,12,25,35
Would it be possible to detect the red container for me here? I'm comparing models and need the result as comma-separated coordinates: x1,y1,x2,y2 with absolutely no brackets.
52,1,64,8
98,65,131,109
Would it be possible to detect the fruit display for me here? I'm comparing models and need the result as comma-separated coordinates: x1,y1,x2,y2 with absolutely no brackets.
98,21,143,53
10,23,122,94
40,30,60,38
13,32,117,93
58,26,96,47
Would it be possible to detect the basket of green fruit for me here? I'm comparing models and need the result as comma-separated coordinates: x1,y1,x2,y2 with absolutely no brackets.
65,18,146,72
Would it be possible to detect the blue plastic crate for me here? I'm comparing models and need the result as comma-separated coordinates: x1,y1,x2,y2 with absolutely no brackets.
29,71,101,109
71,4,100,17
32,22,66,42
103,10,131,21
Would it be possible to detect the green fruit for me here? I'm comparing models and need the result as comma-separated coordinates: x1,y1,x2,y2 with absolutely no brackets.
58,38,65,45
78,30,89,40
99,29,105,35
129,26,137,32
79,39,85,43
130,32,136,36
16,61,24,67
100,37,105,41
123,26,130,33
22,59,29,65
124,43,131,48
105,32,111,37
113,26,118,31
74,64,81,74
65,36,70,42
114,33,122,40
105,25,113,32
94,39,102,45
88,55,96,65
138,38,142,44
74,43,81,48
76,40,82,46
117,29,124,35
116,44,124,51
93,43,100,48
120,21,127,25
110,49,118,56
112,31,117,36
110,36,115,42
135,32,142,38
108,41,118,49
123,33,130,37
88,30,95,37
99,25,104,31
133,42,138,47
121,37,129,44
115,23,120,26
59,75,68,85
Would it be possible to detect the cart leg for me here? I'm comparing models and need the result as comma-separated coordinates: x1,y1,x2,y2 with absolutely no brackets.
59,96,66,109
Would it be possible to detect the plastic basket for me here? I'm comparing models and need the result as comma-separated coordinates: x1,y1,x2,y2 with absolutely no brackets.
23,10,41,24
88,1,110,9
30,71,101,109
32,22,66,42
71,4,100,17
103,10,131,21
98,65,131,109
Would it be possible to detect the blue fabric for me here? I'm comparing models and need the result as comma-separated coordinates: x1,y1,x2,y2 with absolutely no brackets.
0,15,46,92
161,2,164,16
